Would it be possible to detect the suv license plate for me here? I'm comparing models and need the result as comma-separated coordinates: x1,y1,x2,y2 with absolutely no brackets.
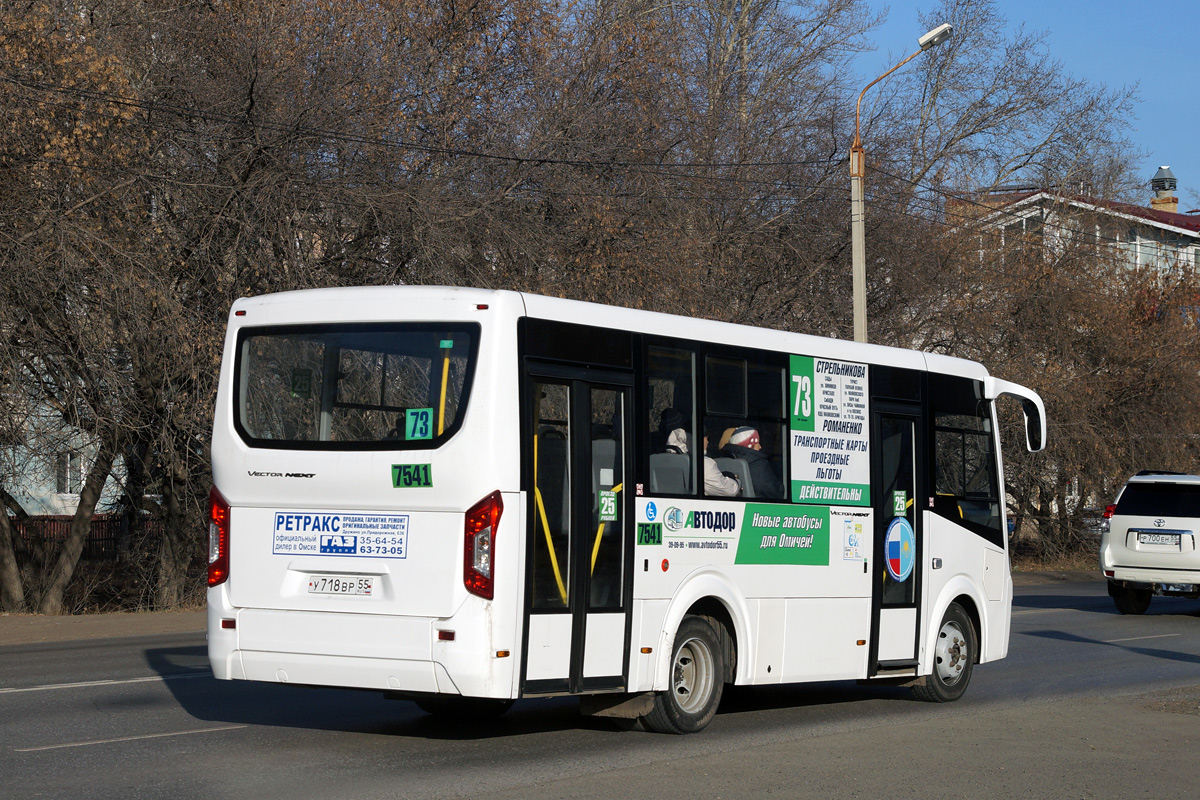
309,575,373,595
1137,532,1180,547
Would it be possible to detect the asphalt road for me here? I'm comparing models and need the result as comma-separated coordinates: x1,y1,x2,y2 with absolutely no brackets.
3,578,1200,799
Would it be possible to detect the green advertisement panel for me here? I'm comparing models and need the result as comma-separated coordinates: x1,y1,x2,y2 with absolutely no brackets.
734,503,830,565
788,354,871,507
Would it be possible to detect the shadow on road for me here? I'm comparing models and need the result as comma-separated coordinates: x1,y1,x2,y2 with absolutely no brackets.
1024,628,1200,665
1015,587,1200,618
142,642,634,739
717,680,914,715
142,642,923,740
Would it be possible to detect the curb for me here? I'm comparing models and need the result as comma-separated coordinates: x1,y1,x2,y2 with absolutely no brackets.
1010,570,1098,587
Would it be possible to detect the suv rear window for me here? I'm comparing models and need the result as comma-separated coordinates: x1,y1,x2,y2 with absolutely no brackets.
1115,482,1200,517
234,323,479,450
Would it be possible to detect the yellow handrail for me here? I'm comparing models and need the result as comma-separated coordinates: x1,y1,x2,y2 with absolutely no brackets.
591,483,622,574
437,346,451,435
535,487,569,605
533,433,568,605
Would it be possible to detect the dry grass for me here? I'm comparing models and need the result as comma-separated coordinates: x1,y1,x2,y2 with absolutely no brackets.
1011,551,1096,573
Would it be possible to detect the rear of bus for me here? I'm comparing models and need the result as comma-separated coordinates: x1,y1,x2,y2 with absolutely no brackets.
207,286,525,702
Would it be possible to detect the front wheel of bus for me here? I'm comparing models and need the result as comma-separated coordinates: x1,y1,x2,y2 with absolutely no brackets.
641,615,724,734
913,602,976,703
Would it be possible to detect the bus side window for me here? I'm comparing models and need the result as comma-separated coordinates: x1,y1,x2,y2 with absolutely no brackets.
930,373,1003,545
704,355,787,500
645,346,697,496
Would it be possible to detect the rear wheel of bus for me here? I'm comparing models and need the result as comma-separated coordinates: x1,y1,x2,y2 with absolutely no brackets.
641,615,725,734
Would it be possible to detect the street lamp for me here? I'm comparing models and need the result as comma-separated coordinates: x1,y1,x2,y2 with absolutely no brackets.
850,22,952,343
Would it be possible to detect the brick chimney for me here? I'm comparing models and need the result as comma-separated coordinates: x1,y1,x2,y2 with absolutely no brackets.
1151,165,1178,214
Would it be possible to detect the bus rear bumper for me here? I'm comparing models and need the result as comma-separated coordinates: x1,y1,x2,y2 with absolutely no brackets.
229,650,449,694
207,599,513,698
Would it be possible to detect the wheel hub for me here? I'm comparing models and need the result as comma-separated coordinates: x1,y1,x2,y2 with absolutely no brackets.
934,621,967,684
672,637,714,713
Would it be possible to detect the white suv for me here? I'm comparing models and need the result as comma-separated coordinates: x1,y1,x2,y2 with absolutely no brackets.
1100,471,1200,614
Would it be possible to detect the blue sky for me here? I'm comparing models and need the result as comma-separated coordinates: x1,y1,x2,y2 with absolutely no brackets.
861,1,1199,209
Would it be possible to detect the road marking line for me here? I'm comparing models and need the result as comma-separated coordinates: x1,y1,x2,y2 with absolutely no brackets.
0,671,209,694
16,725,246,752
1103,633,1182,644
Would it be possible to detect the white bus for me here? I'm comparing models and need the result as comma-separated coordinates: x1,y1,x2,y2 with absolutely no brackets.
207,285,1045,733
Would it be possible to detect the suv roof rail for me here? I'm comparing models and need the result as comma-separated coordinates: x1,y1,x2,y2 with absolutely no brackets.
1134,470,1187,476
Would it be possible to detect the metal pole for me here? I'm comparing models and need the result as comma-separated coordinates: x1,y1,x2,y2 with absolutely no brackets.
850,145,867,343
847,23,951,345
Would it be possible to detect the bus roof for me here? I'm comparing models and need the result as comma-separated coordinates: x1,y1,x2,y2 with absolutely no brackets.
229,285,989,381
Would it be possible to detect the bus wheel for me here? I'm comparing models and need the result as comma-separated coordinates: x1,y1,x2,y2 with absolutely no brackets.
415,696,514,718
913,603,975,703
1111,583,1152,615
641,615,724,734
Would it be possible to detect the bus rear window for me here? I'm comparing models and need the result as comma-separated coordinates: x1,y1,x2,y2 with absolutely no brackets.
235,323,479,449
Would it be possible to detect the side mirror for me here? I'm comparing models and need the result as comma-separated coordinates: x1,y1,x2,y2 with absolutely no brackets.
1022,398,1043,452
985,378,1046,453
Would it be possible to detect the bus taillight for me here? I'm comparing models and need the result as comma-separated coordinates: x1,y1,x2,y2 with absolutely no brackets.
208,487,231,587
465,491,503,600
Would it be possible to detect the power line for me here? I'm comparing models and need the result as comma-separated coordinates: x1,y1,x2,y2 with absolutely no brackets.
2,76,844,174
8,74,1191,268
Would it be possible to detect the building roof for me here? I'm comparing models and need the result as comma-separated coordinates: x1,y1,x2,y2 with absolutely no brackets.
965,189,1200,239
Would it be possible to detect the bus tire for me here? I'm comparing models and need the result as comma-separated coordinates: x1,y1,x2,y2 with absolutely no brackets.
1111,583,1152,615
640,615,724,734
414,696,514,718
913,602,975,703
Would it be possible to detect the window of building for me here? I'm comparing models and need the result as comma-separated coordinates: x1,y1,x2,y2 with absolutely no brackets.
56,452,82,495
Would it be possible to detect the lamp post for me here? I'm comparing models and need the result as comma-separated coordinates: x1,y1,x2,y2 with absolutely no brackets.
850,22,952,343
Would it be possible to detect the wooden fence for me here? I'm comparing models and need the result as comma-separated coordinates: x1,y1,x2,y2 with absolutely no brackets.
12,515,164,561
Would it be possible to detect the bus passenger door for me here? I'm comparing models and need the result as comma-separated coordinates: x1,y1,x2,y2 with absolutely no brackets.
870,407,924,673
523,369,631,695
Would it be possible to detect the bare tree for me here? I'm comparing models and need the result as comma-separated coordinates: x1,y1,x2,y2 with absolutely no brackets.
0,0,1190,610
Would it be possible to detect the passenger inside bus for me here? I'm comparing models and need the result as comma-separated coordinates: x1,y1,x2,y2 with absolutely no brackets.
384,414,407,439
657,416,740,498
652,408,687,453
649,409,692,494
701,434,740,497
720,426,784,499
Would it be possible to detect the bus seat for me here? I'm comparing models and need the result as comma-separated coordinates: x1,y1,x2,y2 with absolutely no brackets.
649,452,691,495
591,438,618,515
592,438,617,498
714,457,754,498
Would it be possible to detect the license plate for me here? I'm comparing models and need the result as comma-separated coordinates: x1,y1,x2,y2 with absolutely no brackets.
1137,532,1180,547
308,575,373,595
